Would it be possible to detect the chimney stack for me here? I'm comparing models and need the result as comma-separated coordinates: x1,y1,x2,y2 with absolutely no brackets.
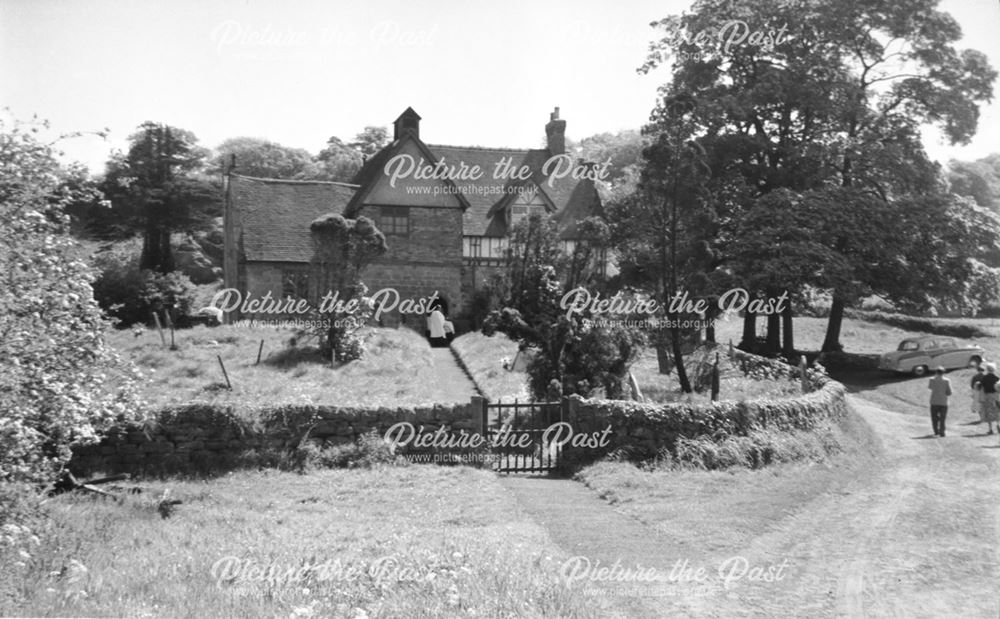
545,106,566,156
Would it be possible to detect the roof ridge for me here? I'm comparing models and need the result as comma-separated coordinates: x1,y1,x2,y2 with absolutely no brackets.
426,144,546,154
230,173,360,188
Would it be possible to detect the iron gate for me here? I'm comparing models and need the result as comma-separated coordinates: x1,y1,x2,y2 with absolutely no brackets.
482,399,565,473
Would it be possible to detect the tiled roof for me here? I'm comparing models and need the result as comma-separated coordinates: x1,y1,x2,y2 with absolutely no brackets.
427,145,602,238
229,174,358,262
345,134,471,216
347,141,602,237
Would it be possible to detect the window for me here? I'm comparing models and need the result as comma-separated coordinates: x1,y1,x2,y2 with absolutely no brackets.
898,341,919,351
510,205,545,227
380,206,409,235
467,236,481,258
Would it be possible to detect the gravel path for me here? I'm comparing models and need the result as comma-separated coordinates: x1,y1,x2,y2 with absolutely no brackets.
406,347,480,404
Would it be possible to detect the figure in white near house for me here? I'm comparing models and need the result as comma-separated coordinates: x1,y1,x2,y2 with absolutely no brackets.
970,364,986,423
981,363,1000,435
427,303,448,348
928,366,952,438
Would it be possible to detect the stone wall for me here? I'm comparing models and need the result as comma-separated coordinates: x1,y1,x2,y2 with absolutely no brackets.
70,357,848,476
562,376,848,463
69,399,484,477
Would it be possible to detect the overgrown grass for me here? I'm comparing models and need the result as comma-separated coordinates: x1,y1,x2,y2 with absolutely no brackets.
573,405,881,553
1,467,600,618
109,325,474,407
630,346,803,405
451,331,529,403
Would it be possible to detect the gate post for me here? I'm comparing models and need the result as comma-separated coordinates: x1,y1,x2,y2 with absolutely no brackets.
472,395,487,437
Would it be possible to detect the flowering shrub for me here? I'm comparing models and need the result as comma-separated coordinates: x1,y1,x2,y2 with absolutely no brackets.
0,116,145,484
482,264,642,400
91,242,197,327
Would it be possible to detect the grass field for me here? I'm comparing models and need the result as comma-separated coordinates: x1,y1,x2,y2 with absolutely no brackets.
712,314,1000,357
452,328,806,405
109,325,475,408
1,466,599,618
8,313,986,616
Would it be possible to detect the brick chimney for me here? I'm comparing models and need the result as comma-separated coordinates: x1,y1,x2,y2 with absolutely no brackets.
394,107,421,140
545,107,566,155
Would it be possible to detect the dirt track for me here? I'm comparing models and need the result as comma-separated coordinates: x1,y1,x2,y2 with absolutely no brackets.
507,368,1000,617
674,395,1000,617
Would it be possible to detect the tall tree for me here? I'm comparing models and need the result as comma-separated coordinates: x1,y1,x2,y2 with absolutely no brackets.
349,126,390,158
213,137,318,179
102,122,217,272
641,0,996,351
315,136,363,182
947,154,1000,211
608,94,720,391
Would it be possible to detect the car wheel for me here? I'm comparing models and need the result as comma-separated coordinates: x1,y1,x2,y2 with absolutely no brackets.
912,365,928,377
971,355,983,367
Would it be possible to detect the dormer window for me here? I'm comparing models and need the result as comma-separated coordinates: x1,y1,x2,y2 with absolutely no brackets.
510,204,546,226
509,186,549,227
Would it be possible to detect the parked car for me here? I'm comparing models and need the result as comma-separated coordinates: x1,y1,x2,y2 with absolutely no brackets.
878,336,984,376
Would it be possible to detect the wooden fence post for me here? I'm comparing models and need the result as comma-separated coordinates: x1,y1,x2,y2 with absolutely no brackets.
711,353,720,401
164,311,177,351
471,395,487,438
217,355,232,390
152,312,166,347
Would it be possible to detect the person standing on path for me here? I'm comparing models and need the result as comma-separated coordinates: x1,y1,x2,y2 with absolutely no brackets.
928,366,952,437
970,364,986,423
981,363,1000,435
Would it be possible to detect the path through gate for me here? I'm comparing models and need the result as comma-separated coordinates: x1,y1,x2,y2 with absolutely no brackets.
482,399,565,473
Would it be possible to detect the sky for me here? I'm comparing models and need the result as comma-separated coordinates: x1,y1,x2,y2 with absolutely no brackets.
2,0,999,174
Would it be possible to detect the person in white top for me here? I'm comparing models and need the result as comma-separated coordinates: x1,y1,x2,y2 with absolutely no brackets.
427,307,446,339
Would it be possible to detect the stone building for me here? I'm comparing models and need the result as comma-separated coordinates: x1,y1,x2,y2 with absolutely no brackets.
223,106,604,329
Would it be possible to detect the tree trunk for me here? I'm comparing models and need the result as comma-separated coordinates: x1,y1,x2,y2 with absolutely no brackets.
704,299,717,344
158,228,174,273
781,303,794,354
822,294,847,352
740,310,756,351
765,311,780,355
670,322,692,393
655,345,673,374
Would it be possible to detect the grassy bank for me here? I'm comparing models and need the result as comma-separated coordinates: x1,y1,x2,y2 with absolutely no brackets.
573,402,880,551
450,332,529,402
109,325,474,407
1,466,599,618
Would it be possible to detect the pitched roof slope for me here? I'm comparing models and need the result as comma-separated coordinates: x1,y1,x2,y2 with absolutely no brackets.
347,141,602,237
428,145,602,238
229,174,358,262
